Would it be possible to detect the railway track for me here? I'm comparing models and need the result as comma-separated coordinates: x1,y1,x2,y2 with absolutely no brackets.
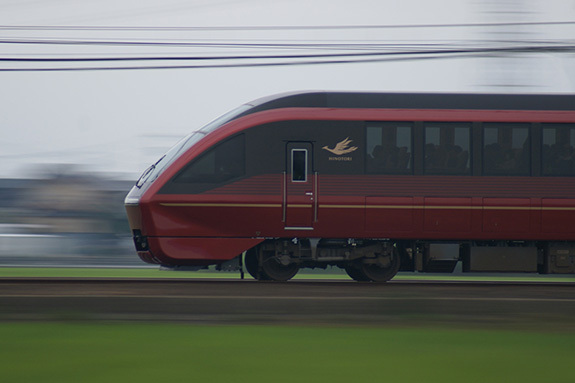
1,278,574,328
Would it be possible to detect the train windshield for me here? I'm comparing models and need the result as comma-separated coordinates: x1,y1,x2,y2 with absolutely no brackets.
135,104,252,188
198,104,251,135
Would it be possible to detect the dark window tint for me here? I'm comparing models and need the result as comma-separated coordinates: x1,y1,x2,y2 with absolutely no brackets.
542,124,575,176
292,149,307,182
424,123,471,175
366,123,412,174
174,134,245,183
483,124,530,176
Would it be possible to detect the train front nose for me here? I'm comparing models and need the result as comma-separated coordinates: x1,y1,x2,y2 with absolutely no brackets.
124,187,143,236
125,188,160,264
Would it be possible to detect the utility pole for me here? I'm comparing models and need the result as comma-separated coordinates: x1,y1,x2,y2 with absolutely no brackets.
477,0,542,92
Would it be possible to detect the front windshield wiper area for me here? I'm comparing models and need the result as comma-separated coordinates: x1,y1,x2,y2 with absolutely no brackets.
135,155,165,188
135,164,154,188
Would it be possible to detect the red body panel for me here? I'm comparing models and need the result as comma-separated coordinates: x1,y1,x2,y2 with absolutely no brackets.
147,236,264,265
145,175,575,241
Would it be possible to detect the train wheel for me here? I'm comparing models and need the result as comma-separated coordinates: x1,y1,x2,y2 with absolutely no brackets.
244,248,262,280
360,247,401,282
260,251,299,281
344,264,371,282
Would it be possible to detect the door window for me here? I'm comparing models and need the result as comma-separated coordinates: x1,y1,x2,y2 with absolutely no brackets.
291,149,308,182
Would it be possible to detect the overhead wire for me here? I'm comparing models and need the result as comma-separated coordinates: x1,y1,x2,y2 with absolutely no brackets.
0,21,573,71
1,20,574,31
0,54,472,72
0,38,469,50
0,43,574,62
2,45,574,72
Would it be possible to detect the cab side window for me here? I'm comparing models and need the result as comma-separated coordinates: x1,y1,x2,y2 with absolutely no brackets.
174,134,245,183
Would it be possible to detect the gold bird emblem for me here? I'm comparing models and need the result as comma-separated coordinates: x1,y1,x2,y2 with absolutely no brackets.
322,137,358,155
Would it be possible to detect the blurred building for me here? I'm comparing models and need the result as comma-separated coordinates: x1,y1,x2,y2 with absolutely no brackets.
0,169,139,266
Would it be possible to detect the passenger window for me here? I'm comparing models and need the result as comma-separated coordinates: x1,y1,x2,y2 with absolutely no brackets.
542,124,575,176
292,149,307,182
366,123,412,174
483,124,530,176
424,123,471,175
174,134,245,183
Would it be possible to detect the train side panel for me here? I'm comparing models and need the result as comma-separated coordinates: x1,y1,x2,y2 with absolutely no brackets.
126,101,575,277
139,118,575,264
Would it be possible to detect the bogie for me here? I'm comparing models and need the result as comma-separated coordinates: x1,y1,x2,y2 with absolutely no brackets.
244,239,401,282
359,247,401,282
244,243,300,281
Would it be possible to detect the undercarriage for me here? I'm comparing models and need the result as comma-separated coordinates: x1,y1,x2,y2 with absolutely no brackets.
240,238,575,282
244,238,401,282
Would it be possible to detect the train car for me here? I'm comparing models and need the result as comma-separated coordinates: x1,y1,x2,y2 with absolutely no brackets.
125,91,575,281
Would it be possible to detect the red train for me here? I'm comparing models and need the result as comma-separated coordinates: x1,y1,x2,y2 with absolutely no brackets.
125,91,575,281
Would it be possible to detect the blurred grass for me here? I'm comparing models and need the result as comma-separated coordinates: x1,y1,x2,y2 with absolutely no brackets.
1,323,574,383
0,267,234,279
0,267,574,282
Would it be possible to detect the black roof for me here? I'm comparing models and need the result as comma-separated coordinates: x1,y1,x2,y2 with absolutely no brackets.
239,91,575,117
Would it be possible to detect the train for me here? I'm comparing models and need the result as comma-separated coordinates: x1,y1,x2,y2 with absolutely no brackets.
125,91,575,281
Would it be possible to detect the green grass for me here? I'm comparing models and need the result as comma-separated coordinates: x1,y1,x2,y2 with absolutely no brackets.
392,273,575,283
1,323,574,383
1,266,574,282
0,267,232,279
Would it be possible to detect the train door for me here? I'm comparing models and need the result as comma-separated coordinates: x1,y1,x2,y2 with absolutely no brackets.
284,142,316,230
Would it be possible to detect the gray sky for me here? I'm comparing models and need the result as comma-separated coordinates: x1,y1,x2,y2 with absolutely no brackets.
1,0,574,179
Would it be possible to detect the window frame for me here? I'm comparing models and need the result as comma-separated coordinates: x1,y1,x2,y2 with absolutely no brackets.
423,122,472,176
291,148,308,182
365,122,413,175
481,123,531,177
541,123,575,177
172,133,246,184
